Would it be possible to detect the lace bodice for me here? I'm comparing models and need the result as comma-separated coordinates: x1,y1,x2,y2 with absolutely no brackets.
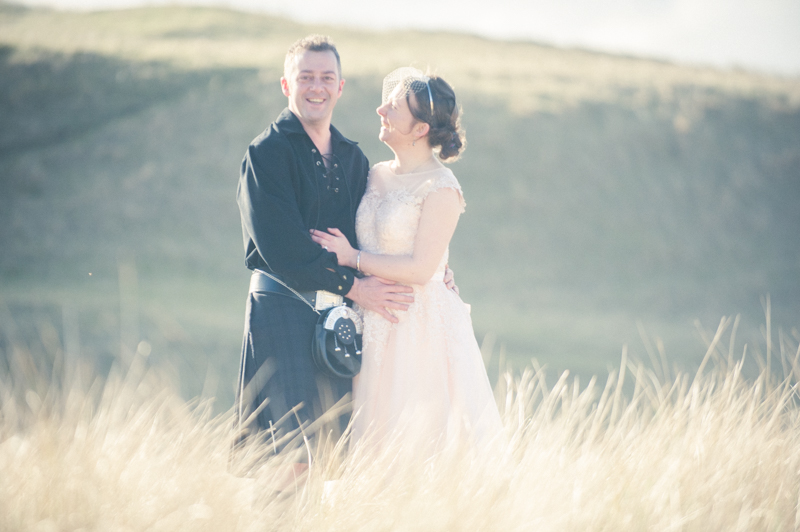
355,161,465,281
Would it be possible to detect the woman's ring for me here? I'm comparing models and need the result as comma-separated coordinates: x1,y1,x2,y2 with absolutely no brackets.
323,246,328,251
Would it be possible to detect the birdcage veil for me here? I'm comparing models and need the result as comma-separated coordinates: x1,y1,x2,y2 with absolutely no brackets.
381,67,435,115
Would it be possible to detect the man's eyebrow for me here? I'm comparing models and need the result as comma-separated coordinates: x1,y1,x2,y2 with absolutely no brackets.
298,69,338,75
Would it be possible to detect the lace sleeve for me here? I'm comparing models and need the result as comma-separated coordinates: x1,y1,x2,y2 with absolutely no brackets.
425,171,466,213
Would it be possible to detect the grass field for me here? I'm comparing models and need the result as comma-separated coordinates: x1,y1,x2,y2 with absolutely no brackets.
1,315,798,530
1,2,799,407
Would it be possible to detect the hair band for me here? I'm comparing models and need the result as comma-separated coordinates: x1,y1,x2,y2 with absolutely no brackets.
425,79,434,116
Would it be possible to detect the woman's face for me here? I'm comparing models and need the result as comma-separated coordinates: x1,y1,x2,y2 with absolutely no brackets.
376,85,418,147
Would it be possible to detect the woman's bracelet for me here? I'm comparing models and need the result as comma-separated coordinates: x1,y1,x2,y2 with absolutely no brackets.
356,251,362,272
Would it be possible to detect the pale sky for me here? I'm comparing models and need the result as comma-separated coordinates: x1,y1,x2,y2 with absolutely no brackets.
15,0,800,76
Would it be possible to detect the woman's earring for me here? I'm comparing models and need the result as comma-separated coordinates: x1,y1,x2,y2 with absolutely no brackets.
412,139,416,147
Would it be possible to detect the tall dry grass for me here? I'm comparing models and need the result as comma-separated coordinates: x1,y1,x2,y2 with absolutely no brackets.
1,315,799,531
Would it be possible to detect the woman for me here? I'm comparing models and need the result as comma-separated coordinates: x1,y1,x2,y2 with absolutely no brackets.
311,68,502,453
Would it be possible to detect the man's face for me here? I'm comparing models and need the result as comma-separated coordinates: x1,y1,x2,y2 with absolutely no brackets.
281,50,344,127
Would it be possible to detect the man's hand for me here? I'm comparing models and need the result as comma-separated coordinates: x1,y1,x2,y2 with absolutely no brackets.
347,276,413,323
444,265,459,295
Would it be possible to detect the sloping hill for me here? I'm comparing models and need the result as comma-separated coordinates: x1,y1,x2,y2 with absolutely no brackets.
1,3,798,404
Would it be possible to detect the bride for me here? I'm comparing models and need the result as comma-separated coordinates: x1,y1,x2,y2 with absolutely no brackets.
311,68,502,453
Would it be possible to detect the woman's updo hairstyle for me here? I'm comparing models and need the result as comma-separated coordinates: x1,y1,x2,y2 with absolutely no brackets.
406,76,465,161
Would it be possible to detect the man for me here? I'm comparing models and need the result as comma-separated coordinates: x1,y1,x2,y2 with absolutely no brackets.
231,35,413,473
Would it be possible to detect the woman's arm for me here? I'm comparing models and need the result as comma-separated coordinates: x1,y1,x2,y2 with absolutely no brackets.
310,187,462,285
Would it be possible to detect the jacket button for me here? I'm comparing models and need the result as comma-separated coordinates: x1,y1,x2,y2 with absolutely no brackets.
338,286,343,291
334,188,339,193
316,161,321,166
312,148,317,153
343,275,347,280
334,163,338,168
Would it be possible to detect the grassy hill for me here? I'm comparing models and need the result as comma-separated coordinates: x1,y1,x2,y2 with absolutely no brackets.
1,2,799,407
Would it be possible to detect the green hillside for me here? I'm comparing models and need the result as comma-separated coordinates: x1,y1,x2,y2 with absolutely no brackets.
1,3,799,406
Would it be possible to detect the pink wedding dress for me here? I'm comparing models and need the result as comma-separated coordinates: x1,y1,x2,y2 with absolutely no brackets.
351,161,502,453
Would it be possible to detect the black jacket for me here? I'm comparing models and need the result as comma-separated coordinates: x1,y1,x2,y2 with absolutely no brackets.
237,108,369,295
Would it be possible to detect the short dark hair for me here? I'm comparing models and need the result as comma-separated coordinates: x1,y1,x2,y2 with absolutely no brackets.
284,35,342,79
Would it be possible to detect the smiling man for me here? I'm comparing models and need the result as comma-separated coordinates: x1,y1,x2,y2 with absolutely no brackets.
231,35,414,476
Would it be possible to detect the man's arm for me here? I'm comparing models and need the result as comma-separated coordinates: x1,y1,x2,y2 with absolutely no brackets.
238,139,355,295
346,276,414,323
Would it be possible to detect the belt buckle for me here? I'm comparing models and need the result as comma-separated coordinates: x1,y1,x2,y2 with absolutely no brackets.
314,290,343,311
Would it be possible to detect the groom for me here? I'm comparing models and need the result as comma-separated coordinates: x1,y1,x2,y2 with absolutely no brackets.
231,35,414,470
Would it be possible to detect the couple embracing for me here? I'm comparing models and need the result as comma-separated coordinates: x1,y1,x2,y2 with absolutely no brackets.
232,35,501,473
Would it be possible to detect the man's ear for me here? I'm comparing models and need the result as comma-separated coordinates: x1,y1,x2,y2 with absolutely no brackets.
280,77,291,97
338,78,345,97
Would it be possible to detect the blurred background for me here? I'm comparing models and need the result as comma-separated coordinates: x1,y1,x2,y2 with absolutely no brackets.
1,0,798,409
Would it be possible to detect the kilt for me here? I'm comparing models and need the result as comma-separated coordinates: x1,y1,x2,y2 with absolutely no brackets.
230,290,352,464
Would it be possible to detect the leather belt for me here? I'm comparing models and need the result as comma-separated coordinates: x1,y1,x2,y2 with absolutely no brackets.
249,270,344,311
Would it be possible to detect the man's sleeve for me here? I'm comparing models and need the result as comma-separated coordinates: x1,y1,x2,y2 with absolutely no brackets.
237,140,355,295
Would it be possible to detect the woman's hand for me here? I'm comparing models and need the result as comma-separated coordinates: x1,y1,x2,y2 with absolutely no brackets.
310,228,358,268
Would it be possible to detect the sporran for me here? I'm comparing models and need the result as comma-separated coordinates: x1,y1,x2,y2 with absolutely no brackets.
312,305,363,378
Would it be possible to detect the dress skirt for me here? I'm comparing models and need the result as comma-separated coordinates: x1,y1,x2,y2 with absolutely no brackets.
351,275,502,454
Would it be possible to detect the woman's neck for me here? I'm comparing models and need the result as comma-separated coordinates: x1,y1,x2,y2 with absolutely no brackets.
390,144,438,175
